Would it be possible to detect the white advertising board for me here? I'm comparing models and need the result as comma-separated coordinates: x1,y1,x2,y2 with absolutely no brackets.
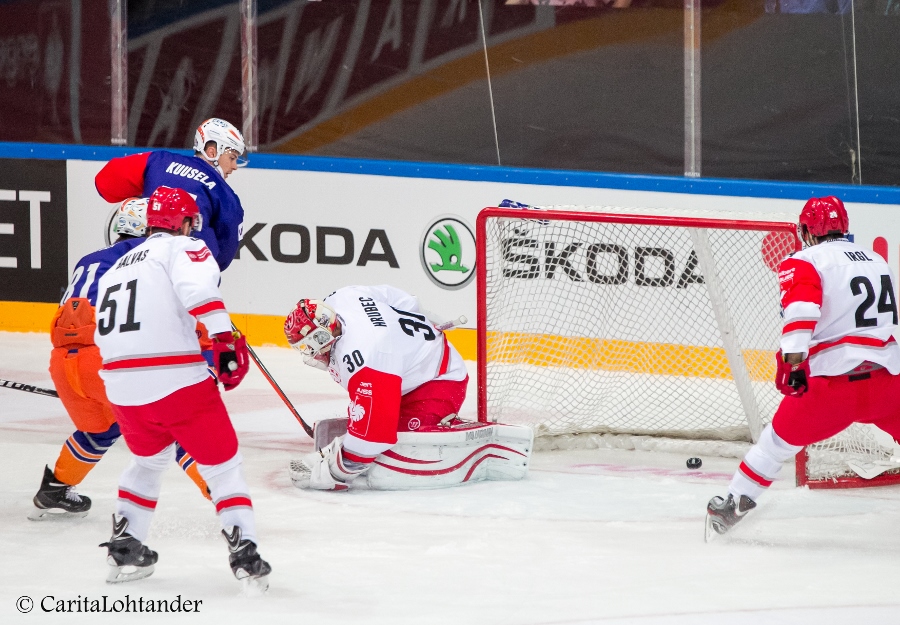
64,159,900,331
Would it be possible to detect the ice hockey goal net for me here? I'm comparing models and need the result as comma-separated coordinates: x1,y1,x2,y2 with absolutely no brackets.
476,206,900,489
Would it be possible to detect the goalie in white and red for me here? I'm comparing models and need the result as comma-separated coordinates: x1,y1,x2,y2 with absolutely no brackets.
284,285,532,491
706,196,900,539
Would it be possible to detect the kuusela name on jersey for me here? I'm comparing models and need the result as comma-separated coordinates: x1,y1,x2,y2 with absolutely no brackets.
164,161,216,190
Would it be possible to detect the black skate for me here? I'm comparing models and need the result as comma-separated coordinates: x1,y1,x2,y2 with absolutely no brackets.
99,514,158,583
705,494,756,542
29,465,91,520
222,527,271,593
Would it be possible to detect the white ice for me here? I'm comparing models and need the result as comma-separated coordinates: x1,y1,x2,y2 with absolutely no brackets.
2,331,899,624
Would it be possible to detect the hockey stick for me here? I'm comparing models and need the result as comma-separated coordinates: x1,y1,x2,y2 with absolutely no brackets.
0,379,59,398
231,325,314,438
435,315,468,332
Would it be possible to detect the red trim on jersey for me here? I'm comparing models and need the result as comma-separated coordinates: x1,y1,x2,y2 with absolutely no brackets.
341,449,376,465
438,334,451,377
808,335,896,357
380,449,441,465
186,247,212,263
778,257,823,308
103,354,206,370
118,489,157,509
215,496,252,512
188,300,226,317
738,461,773,487
95,152,150,202
782,320,817,335
346,367,403,443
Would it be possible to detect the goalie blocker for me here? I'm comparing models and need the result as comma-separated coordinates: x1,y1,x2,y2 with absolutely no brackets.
284,285,533,491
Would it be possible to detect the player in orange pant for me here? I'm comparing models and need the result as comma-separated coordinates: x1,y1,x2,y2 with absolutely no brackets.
31,198,211,520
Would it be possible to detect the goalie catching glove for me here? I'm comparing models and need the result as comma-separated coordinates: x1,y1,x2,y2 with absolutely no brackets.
212,331,249,390
775,350,810,397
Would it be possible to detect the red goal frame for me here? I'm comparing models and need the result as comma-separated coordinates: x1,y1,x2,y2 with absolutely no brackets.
474,207,900,490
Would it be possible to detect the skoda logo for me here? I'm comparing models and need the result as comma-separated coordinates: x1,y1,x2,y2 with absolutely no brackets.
420,216,476,290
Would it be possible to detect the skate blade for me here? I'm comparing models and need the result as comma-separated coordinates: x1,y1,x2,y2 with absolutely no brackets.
28,506,88,521
239,574,269,596
704,513,728,543
106,563,155,584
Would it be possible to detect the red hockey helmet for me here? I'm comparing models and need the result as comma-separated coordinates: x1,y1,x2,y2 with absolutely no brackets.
146,186,202,232
284,299,339,368
799,196,849,238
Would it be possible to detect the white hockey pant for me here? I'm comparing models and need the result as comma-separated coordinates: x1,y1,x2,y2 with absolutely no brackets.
728,424,803,501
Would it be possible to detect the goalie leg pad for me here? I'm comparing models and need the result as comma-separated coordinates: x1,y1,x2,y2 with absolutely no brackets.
365,422,534,490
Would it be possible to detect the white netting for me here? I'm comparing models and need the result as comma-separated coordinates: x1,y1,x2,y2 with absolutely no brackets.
478,207,898,485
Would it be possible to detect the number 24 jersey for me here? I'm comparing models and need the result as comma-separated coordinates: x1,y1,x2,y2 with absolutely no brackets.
778,238,900,376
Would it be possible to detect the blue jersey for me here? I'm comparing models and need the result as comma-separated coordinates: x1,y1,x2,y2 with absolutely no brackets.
95,150,245,272
143,151,244,272
60,238,146,306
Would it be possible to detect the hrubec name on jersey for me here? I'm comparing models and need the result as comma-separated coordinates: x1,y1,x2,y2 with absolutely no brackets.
844,250,875,262
359,297,386,327
114,249,149,269
164,161,216,190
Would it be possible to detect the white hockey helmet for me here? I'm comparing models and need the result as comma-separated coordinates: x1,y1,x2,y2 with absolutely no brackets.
114,197,149,238
193,118,247,167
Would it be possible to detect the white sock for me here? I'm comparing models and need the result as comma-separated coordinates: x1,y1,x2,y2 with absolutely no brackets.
116,444,175,542
198,453,258,545
728,424,802,501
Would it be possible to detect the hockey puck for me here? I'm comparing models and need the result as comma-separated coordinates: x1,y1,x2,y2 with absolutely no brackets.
686,457,702,470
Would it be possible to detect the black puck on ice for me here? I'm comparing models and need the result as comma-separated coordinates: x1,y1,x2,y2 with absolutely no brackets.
686,457,702,470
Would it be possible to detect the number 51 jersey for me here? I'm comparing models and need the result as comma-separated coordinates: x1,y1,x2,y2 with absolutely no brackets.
779,238,900,376
324,285,468,394
94,233,233,406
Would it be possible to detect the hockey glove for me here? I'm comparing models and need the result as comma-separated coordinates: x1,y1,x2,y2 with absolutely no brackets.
212,331,249,391
775,350,810,397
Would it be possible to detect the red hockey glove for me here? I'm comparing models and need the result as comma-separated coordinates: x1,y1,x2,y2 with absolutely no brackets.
775,350,810,397
212,331,249,391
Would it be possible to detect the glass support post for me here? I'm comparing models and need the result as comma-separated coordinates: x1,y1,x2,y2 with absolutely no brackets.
241,0,258,153
684,0,701,178
109,0,127,146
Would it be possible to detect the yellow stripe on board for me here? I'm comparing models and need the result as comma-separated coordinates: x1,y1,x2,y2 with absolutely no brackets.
0,302,773,380
0,302,479,360
486,332,776,382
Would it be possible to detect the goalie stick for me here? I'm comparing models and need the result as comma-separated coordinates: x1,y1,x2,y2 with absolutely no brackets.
232,325,314,438
0,379,59,398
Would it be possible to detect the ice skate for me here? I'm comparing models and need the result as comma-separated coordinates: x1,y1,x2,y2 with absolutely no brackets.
99,514,158,583
222,527,271,593
705,494,756,542
29,465,91,520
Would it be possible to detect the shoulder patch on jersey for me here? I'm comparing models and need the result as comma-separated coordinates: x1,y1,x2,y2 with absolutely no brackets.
186,247,212,263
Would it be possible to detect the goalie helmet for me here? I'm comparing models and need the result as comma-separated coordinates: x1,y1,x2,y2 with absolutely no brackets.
284,299,339,369
146,186,202,233
799,196,849,238
194,118,246,166
114,197,148,238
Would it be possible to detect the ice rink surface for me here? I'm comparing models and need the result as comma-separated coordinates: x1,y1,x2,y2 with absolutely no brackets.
2,331,900,624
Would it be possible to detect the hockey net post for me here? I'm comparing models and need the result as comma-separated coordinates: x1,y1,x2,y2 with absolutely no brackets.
476,206,900,490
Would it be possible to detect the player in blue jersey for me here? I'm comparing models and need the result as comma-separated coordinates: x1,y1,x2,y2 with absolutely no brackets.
30,199,210,520
94,118,246,272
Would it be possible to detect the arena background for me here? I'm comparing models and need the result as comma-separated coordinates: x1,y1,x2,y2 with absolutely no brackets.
2,0,900,355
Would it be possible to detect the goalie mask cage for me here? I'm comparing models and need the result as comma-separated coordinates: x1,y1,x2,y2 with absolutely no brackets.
475,206,900,490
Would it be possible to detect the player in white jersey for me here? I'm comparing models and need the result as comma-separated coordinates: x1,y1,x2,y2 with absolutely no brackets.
285,285,533,491
93,186,271,589
706,196,900,539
